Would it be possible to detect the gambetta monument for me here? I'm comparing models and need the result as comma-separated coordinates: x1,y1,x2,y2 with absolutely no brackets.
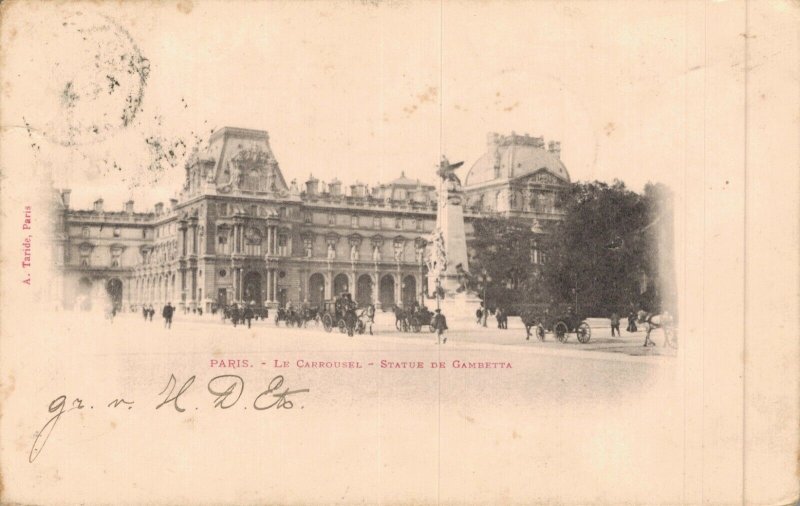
426,156,482,319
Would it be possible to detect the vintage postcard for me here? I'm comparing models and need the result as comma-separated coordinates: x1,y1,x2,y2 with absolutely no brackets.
0,1,797,504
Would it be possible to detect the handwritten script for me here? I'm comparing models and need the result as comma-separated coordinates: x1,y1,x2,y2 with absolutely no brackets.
29,374,309,463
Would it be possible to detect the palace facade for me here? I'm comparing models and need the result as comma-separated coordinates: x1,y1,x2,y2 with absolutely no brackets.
53,127,570,311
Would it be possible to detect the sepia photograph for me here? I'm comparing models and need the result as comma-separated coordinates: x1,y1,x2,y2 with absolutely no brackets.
0,1,797,504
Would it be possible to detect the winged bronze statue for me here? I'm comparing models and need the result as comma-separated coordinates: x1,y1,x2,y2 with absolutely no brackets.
437,156,464,187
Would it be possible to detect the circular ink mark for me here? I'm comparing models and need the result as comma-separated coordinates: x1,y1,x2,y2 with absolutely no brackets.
26,11,150,147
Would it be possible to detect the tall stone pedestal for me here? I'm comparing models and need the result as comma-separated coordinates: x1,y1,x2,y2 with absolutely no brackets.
426,169,482,326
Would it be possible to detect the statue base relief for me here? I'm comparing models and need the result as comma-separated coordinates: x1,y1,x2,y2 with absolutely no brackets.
429,290,483,328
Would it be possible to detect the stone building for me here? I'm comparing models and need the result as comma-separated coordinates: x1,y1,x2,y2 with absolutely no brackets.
52,127,570,312
463,132,569,225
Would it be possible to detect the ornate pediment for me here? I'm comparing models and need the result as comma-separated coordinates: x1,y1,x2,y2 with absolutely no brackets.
525,169,564,186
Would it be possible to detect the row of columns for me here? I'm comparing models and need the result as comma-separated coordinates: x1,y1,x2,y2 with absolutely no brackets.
179,218,200,257
133,273,177,304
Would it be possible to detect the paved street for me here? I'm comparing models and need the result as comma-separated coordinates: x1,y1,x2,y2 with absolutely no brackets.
5,309,684,504
107,309,677,359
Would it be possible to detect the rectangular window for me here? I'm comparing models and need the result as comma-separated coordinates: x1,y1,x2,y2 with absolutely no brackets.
328,213,336,225
304,211,312,224
351,215,358,228
373,216,380,228
113,227,121,237
395,217,402,229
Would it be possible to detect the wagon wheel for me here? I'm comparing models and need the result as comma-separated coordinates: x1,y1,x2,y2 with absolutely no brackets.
322,313,333,332
356,320,366,335
554,321,569,343
429,324,436,333
536,324,546,342
576,322,591,344
411,316,421,333
338,319,347,334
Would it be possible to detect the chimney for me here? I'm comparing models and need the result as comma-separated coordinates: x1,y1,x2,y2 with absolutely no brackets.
548,141,561,158
350,182,365,198
61,189,71,209
329,178,342,196
124,200,134,214
170,198,178,210
93,198,104,213
155,202,164,214
305,174,318,195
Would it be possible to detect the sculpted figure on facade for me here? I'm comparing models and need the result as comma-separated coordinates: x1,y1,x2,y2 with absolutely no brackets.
326,242,336,260
372,244,381,262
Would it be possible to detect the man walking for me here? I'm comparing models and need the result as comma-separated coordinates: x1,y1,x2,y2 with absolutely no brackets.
162,302,174,329
243,305,254,329
610,311,621,337
432,309,448,344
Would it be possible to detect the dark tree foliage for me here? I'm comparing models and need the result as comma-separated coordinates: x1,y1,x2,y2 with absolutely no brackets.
465,180,675,317
468,217,542,310
539,180,672,316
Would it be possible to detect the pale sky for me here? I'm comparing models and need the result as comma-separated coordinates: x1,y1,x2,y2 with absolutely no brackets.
2,0,711,211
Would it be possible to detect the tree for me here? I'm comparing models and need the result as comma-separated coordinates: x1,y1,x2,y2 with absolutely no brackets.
540,180,650,316
467,217,543,310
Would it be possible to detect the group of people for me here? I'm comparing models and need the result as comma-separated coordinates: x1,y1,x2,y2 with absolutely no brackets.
474,305,509,329
137,303,176,328
609,307,673,347
224,303,261,328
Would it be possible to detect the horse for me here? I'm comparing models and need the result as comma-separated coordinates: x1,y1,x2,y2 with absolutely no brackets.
520,308,545,341
639,310,675,347
392,304,409,331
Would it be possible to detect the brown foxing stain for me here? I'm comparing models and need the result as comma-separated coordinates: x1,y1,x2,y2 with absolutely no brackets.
110,421,117,429
0,374,15,402
604,122,616,136
512,430,521,439
177,0,194,14
403,86,438,116
503,101,520,112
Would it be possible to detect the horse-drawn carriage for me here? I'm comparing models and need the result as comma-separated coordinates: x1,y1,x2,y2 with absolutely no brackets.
521,304,592,344
274,306,317,327
392,305,435,333
320,294,364,336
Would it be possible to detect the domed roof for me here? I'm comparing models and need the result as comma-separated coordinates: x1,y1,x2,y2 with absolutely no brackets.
464,132,570,187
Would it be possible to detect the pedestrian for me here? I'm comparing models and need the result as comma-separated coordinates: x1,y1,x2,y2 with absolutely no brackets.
475,307,482,325
627,311,637,332
432,308,448,344
148,305,155,321
162,302,174,329
142,305,148,321
610,312,621,336
243,305,254,328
